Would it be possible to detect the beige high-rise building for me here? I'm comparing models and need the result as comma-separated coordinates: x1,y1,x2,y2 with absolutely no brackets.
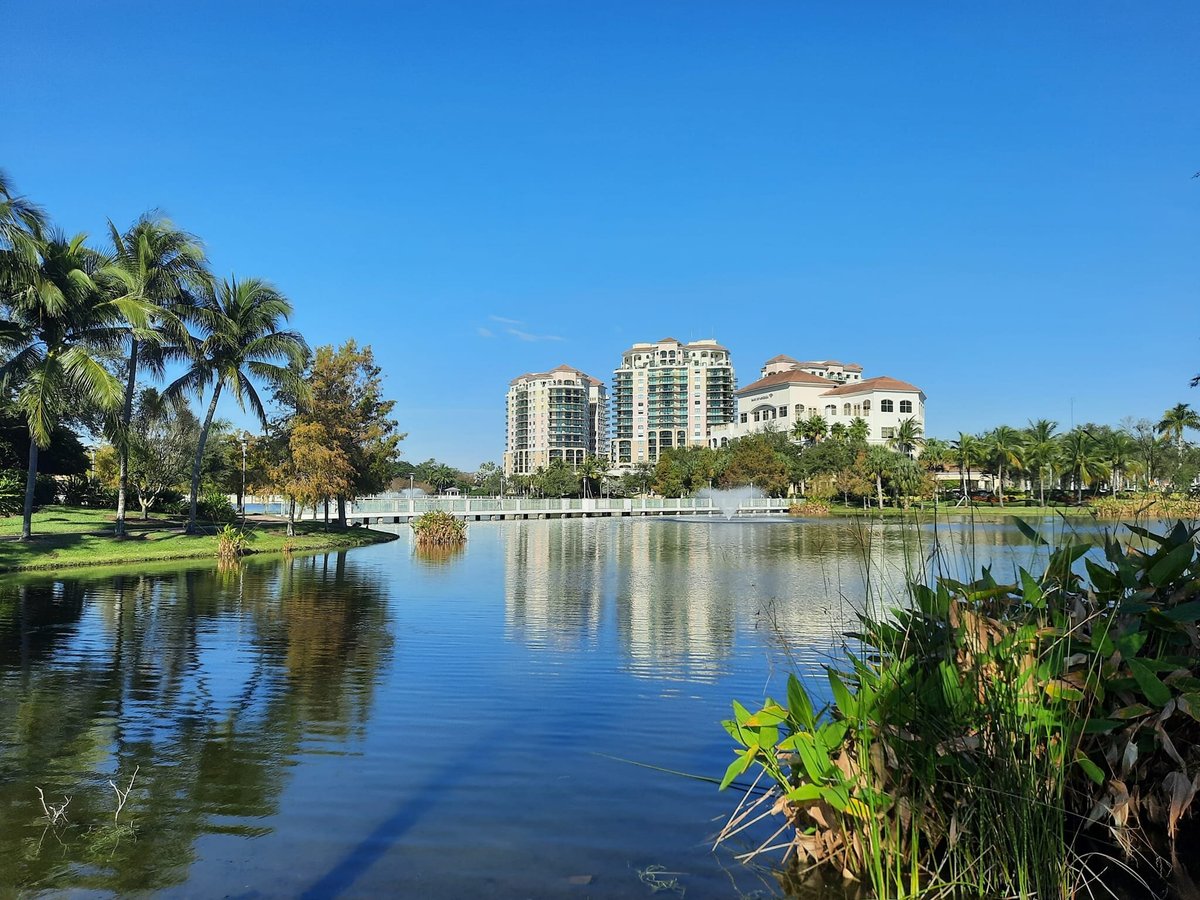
504,365,607,476
610,338,735,470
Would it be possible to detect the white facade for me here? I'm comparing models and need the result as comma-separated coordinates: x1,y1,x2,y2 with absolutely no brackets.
610,338,735,470
708,356,925,448
504,365,607,476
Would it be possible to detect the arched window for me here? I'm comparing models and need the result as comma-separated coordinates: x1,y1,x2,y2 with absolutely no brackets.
899,400,913,413
825,404,836,416
880,399,894,413
795,404,805,417
862,400,870,414
843,403,851,417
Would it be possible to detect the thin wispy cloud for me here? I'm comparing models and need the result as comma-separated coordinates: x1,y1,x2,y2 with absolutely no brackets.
489,315,524,325
507,327,564,342
476,326,494,338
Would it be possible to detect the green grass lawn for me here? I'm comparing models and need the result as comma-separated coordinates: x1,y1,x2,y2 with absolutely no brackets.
0,506,396,573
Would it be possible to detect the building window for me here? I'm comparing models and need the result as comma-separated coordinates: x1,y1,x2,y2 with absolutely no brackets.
880,399,894,413
899,400,913,413
753,411,760,422
740,413,747,423
825,405,836,416
881,427,895,439
843,403,851,417
862,400,870,414
795,404,805,417
854,404,861,416
778,406,787,417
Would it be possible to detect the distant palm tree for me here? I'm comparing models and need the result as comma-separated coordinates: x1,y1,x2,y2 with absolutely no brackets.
1157,403,1200,453
0,234,127,539
983,425,1024,507
864,445,898,509
1023,419,1059,506
794,414,828,445
846,416,870,446
102,214,210,536
0,169,45,259
579,454,607,498
167,277,308,533
829,421,847,442
1059,428,1108,503
888,416,925,459
1101,430,1138,494
951,432,984,502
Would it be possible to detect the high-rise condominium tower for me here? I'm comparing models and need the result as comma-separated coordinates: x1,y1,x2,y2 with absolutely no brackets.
610,338,735,470
504,365,607,476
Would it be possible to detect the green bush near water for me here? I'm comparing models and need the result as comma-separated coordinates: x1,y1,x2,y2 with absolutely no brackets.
719,519,1200,898
411,510,466,547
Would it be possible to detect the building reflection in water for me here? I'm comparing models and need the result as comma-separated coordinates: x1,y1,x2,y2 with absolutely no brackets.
500,518,960,683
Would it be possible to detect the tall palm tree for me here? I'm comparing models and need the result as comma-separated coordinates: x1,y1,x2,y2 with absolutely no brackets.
579,454,607,499
951,432,983,502
1157,403,1200,454
1023,419,1059,506
888,416,925,459
864,445,898,509
0,170,45,261
983,425,1024,507
846,416,870,446
102,215,210,537
1059,428,1107,503
0,234,128,539
167,276,308,533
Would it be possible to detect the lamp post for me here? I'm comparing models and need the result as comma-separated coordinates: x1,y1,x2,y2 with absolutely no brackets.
240,432,248,522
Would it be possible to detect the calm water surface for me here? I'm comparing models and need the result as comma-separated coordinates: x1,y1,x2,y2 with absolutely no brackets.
0,517,1079,898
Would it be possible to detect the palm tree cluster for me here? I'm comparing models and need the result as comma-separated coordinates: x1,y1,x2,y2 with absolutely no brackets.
0,170,308,539
921,407,1200,507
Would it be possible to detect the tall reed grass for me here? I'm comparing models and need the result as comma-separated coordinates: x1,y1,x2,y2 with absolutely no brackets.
718,513,1200,898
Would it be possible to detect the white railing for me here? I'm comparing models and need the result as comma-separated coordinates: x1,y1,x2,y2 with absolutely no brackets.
328,494,791,519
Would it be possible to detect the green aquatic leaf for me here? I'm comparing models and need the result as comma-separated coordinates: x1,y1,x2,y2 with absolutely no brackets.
1127,659,1171,707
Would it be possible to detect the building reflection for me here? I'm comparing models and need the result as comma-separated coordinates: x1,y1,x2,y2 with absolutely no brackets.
0,551,392,895
503,520,605,649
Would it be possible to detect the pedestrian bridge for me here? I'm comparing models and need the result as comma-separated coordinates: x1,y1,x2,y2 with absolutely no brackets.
294,495,792,524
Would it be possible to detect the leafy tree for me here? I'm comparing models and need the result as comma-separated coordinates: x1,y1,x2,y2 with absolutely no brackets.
863,445,900,508
276,420,355,533
166,276,308,533
474,461,503,495
1100,429,1139,494
532,460,579,498
300,341,404,523
127,388,198,518
0,233,126,539
951,432,984,502
721,434,791,497
102,215,209,536
794,414,828,445
579,454,608,498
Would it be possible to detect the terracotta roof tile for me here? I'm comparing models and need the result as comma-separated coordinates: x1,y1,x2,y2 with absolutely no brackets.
820,376,923,397
736,370,837,396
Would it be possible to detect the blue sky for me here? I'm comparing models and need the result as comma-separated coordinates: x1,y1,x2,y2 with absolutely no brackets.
3,1,1198,468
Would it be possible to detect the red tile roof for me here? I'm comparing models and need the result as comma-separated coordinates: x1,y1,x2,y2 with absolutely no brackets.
510,365,604,386
820,376,923,397
736,370,837,396
764,354,799,364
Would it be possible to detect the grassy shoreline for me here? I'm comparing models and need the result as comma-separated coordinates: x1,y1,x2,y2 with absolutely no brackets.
0,506,396,574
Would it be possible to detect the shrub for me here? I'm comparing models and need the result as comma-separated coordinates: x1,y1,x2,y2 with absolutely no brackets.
787,501,830,516
411,510,466,547
59,475,117,508
198,490,236,523
0,470,23,516
718,519,1200,897
215,524,252,559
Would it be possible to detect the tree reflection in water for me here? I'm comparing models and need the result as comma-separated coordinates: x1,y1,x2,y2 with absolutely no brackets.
0,552,392,894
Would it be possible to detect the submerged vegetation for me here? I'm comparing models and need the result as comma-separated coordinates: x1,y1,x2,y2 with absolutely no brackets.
719,519,1200,898
411,509,467,547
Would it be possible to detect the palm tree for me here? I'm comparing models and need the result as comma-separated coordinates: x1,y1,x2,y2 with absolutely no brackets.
888,416,925,459
0,234,127,539
1101,430,1138,494
1023,419,1059,506
864,445,898,509
846,416,870,446
983,425,1023,507
0,170,45,260
1059,428,1107,503
951,432,983,502
920,437,951,504
579,454,607,498
102,215,210,537
1157,403,1200,454
167,277,308,533
794,414,828,445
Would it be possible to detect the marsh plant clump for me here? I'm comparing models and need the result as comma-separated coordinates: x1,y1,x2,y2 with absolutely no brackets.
215,525,251,559
718,519,1200,899
411,510,467,547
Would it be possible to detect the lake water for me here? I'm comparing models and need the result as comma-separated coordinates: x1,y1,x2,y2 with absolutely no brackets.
0,516,1089,898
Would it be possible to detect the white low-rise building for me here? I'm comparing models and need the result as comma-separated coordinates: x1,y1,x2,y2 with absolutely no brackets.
708,356,925,448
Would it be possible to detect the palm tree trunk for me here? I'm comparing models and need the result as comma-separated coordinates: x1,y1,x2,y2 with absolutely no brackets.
998,464,1005,508
115,338,138,538
875,472,884,509
20,437,38,542
186,383,223,534
1039,469,1045,507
